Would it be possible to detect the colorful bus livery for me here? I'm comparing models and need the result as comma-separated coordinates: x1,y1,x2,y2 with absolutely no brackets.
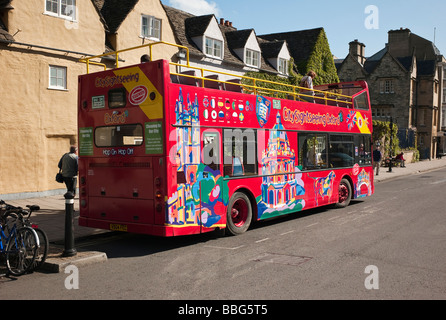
78,49,374,237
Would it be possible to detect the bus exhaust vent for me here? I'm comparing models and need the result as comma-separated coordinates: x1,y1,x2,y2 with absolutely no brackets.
251,253,312,266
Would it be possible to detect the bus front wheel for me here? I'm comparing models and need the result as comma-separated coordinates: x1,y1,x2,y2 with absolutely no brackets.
226,192,252,236
335,179,352,208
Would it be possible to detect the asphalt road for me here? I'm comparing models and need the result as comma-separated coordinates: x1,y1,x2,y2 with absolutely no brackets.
2,167,446,302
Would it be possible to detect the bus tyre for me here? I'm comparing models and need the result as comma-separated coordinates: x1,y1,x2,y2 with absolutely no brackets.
226,192,252,236
335,179,352,208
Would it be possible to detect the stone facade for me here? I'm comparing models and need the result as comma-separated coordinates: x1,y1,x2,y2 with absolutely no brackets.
0,0,177,198
337,29,444,159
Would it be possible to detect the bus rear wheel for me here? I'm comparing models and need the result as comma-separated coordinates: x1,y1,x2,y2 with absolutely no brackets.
226,192,252,236
335,179,352,208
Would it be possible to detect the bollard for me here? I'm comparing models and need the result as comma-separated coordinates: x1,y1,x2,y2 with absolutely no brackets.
63,191,77,257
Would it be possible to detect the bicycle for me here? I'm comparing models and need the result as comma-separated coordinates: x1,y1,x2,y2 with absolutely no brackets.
0,201,48,272
0,206,39,277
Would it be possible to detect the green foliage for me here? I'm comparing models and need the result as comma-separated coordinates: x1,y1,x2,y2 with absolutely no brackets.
372,120,399,157
242,29,339,96
304,30,340,86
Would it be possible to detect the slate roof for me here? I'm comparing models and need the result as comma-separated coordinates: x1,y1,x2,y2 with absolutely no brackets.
0,17,13,41
91,0,138,33
259,28,323,66
0,0,14,41
185,15,214,38
259,39,287,59
163,4,277,73
0,0,12,8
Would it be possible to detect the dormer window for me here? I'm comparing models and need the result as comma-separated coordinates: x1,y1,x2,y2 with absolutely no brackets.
205,37,223,59
141,15,161,40
278,58,289,75
246,49,260,68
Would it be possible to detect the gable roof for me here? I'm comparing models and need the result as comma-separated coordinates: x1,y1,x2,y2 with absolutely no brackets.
258,39,287,59
225,29,254,49
185,15,214,38
91,0,139,33
259,28,323,66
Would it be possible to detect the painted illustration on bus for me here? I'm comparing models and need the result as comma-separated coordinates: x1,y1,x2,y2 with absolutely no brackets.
257,113,306,220
167,88,228,228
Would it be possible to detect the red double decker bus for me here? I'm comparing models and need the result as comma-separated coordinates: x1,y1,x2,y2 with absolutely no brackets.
78,43,374,237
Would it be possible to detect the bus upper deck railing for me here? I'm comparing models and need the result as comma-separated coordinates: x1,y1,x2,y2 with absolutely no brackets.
79,41,354,107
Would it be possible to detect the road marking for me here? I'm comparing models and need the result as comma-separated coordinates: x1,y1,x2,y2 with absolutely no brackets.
204,245,245,250
328,216,341,221
431,179,446,185
305,223,319,228
255,238,270,243
280,230,295,236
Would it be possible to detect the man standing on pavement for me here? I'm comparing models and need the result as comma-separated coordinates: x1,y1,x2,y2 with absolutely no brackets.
58,146,78,196
373,146,382,176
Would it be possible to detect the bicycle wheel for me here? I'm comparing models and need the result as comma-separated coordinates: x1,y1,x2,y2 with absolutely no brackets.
6,227,38,276
31,227,48,271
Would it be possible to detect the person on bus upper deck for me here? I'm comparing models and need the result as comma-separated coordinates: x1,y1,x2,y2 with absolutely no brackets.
58,146,78,196
300,71,317,103
140,54,150,63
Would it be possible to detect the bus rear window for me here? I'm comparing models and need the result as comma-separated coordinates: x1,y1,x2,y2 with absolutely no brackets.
353,91,369,110
109,88,127,108
95,124,143,147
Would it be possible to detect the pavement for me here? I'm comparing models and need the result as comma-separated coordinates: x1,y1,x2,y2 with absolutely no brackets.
2,157,446,274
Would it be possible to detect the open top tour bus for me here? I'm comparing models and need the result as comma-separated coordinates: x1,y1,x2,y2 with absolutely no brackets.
77,42,374,237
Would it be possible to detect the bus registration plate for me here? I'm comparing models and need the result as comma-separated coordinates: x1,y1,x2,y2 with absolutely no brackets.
110,224,128,232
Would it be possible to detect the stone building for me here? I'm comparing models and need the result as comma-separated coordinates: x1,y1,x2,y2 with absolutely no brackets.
0,0,177,199
337,29,444,159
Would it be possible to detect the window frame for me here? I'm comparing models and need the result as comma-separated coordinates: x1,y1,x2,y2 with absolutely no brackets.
95,124,144,148
223,129,258,177
141,15,161,41
205,37,223,59
45,0,77,21
48,65,68,90
298,133,328,171
380,79,394,94
278,58,289,75
245,49,260,68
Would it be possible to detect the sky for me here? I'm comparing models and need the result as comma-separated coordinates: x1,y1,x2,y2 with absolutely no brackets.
165,0,446,59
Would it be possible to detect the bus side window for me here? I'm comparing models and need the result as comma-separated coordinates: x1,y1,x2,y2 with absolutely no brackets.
328,134,354,168
223,129,257,177
298,134,328,170
203,132,219,171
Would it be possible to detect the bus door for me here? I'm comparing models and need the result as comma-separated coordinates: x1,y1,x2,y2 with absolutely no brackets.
200,130,225,231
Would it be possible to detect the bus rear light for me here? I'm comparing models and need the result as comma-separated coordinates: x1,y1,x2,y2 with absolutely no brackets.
81,199,87,208
155,177,162,187
156,204,163,212
81,187,86,196
155,191,163,200
80,176,86,185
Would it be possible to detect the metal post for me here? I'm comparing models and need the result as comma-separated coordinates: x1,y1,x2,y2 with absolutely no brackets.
388,117,394,173
63,192,77,257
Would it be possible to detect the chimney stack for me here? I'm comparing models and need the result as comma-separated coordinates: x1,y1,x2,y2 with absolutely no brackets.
349,39,366,65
